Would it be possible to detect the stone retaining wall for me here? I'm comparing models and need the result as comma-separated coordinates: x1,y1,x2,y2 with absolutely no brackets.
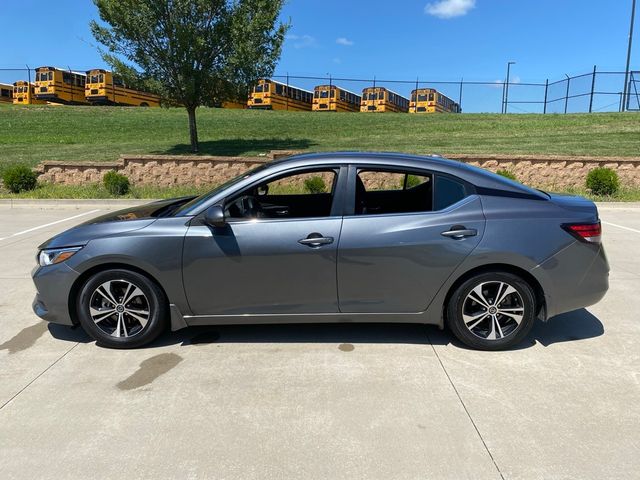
35,152,640,188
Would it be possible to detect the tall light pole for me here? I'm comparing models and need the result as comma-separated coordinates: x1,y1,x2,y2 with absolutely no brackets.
622,0,636,112
503,61,516,114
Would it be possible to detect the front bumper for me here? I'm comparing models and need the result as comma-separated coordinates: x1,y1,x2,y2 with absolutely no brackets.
31,262,80,326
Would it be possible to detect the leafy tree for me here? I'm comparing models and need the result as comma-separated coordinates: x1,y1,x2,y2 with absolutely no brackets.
91,0,288,152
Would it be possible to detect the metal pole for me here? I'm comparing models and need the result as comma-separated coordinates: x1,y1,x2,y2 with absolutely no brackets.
543,79,549,114
68,66,73,104
503,61,515,113
564,74,570,114
26,64,31,84
589,65,597,113
622,0,636,112
619,91,624,111
286,72,289,111
458,77,463,111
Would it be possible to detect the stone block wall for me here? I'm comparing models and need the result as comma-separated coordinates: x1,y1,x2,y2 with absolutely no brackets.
34,152,640,189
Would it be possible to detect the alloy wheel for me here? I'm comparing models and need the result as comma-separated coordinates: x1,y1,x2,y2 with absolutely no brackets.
88,279,150,338
462,281,525,340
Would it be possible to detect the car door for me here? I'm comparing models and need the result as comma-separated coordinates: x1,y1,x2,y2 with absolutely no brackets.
337,166,485,313
182,166,345,316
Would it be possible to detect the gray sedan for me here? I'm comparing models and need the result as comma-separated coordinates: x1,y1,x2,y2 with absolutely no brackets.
32,152,609,350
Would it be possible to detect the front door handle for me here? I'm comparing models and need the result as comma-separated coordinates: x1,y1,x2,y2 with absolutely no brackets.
299,233,334,247
441,226,477,239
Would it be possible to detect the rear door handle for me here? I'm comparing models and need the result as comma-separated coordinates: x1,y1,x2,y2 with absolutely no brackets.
299,233,334,247
441,227,477,239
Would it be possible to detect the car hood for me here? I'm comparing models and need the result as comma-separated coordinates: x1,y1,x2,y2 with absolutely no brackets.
38,196,195,250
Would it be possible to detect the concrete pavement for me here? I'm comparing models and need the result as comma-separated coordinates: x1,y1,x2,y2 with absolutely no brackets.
0,202,638,480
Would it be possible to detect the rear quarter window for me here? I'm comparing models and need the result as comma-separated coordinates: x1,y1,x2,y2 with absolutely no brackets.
434,175,468,210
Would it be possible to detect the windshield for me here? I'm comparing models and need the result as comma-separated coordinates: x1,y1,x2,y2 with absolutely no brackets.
173,163,270,215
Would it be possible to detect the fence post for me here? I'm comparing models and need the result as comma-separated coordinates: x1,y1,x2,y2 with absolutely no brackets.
459,77,463,110
543,79,549,114
285,72,289,111
564,74,570,114
68,66,74,104
619,92,624,112
26,64,31,84
589,65,597,113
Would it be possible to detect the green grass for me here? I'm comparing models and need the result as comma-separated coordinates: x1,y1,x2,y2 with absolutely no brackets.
1,181,639,202
0,103,639,171
0,182,211,199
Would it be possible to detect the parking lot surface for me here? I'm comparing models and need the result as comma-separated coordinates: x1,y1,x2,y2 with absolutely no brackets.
0,202,639,480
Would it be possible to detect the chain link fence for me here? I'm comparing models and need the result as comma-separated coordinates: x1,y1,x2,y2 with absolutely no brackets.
1,66,638,114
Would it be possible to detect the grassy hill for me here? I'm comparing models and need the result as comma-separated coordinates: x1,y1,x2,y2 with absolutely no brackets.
0,103,639,169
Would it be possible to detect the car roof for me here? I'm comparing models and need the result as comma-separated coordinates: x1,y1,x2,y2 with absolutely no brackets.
271,151,547,199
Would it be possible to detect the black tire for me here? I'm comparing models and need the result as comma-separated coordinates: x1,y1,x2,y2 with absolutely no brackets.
76,269,168,349
446,272,536,351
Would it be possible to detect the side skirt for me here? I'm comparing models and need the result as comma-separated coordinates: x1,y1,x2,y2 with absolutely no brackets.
179,311,439,327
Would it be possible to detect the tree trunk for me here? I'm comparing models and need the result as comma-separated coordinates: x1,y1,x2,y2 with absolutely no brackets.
186,106,199,153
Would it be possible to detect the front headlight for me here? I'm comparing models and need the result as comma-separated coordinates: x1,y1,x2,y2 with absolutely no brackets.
38,247,83,267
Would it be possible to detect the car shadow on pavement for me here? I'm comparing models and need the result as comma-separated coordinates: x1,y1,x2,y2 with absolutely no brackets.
47,308,603,351
427,308,604,350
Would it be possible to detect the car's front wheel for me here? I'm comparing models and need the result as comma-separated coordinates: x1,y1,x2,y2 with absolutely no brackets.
447,272,536,350
77,269,168,348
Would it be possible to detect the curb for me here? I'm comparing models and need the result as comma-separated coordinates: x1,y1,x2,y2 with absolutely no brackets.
0,199,155,209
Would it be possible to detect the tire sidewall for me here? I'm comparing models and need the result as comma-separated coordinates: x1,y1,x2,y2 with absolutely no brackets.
77,269,167,349
447,272,536,351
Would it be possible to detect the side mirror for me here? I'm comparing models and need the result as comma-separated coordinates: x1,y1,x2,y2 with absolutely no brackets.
203,205,226,227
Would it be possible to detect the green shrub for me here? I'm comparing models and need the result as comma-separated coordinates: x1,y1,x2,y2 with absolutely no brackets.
405,174,423,188
103,170,130,195
496,169,517,181
1,164,38,193
304,176,326,194
586,167,619,196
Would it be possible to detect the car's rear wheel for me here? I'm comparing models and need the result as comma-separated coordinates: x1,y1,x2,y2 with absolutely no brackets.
77,269,167,349
447,272,536,350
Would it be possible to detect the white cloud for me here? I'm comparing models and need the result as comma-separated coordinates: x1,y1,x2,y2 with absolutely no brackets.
286,34,317,49
336,37,354,46
424,0,475,19
492,76,521,88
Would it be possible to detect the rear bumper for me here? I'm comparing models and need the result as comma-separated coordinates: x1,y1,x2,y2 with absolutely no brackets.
535,241,609,318
31,263,79,326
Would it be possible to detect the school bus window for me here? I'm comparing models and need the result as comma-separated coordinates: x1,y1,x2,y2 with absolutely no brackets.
275,84,283,94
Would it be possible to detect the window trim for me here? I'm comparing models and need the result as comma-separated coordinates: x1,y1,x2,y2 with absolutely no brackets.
220,164,348,223
344,164,475,217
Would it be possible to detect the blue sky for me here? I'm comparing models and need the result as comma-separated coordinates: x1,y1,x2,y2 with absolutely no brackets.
1,0,637,112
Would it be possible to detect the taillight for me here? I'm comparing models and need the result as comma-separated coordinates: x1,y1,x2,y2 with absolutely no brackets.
562,221,602,243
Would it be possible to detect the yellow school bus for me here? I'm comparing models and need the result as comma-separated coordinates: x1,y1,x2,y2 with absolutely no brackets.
85,69,160,107
34,66,88,104
360,87,409,113
13,81,47,105
313,85,361,112
220,100,247,109
247,78,312,111
409,88,461,113
0,83,13,103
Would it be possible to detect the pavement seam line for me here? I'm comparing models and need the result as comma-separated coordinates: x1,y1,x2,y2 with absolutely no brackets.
0,343,79,411
426,333,506,480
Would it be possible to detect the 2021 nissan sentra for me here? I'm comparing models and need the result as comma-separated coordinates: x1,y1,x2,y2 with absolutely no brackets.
32,152,609,350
